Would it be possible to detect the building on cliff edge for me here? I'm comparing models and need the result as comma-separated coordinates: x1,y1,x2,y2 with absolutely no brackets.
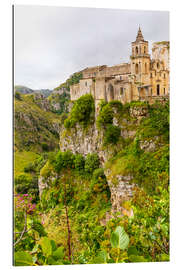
70,27,169,109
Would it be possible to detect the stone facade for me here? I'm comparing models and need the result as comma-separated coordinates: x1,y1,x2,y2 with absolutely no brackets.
70,27,169,105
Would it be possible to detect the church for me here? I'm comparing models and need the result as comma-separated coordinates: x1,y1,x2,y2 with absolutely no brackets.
70,27,169,107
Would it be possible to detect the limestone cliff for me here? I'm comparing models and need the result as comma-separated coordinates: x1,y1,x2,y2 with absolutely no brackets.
58,104,150,213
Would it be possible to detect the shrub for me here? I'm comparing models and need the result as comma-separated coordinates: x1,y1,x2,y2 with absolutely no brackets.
104,125,121,145
54,151,75,173
64,94,95,128
84,153,100,174
41,143,49,151
15,174,39,202
40,160,54,178
97,104,113,128
15,91,22,100
24,162,36,173
74,154,85,171
109,100,123,112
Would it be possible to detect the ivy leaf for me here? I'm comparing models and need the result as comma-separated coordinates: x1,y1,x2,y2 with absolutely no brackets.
14,251,33,266
40,237,52,257
110,226,129,250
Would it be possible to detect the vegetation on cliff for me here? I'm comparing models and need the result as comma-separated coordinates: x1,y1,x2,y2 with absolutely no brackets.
14,94,169,265
54,72,83,92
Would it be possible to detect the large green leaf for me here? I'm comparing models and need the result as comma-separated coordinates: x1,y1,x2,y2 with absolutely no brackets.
93,250,108,264
52,246,64,260
129,255,148,262
50,239,57,251
110,226,129,250
40,237,52,257
14,251,33,266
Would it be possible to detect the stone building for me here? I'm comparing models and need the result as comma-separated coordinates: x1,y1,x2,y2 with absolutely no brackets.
70,27,169,108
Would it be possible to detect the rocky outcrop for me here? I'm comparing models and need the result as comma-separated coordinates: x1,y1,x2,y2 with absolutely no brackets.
33,94,52,111
59,112,138,212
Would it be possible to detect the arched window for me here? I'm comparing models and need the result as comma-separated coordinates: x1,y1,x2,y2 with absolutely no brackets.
108,84,114,100
120,87,124,95
135,63,138,74
157,84,160,96
144,46,146,54
145,63,147,74
136,46,138,54
157,62,159,69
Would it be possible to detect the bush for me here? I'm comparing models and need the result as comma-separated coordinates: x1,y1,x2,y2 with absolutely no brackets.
64,94,95,128
41,143,49,151
109,100,123,112
24,162,36,173
74,154,85,171
15,91,22,100
104,125,121,145
54,151,75,173
90,168,111,198
15,174,39,202
84,153,100,174
97,104,113,129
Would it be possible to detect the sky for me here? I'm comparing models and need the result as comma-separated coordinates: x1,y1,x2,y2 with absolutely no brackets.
14,5,169,90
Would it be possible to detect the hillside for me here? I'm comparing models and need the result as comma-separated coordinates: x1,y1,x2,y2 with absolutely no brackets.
14,94,169,265
14,93,61,152
15,85,52,97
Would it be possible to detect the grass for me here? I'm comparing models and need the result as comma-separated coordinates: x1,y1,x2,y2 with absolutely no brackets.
14,150,40,177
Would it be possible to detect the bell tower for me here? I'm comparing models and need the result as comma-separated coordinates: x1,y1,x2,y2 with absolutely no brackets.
130,26,150,76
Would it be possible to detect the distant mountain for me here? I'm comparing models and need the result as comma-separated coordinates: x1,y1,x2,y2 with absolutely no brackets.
14,85,34,94
34,89,52,97
14,85,52,97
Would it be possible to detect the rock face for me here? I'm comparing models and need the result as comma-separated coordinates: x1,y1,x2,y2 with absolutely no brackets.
59,110,139,212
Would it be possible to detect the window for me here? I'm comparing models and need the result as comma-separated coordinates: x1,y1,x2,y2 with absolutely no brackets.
157,84,160,96
145,63,147,74
144,46,146,54
164,88,166,95
157,62,159,69
120,76,122,80
85,82,87,86
164,73,166,79
135,63,138,74
150,73,152,78
136,46,138,54
155,70,156,76
151,88,152,96
120,87,124,95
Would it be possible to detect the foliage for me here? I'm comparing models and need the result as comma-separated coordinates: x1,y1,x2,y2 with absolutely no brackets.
54,72,83,91
64,94,95,128
84,153,100,174
15,91,22,100
96,103,114,128
15,174,39,202
54,151,75,173
14,94,60,152
14,97,169,265
74,154,85,171
104,124,121,145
